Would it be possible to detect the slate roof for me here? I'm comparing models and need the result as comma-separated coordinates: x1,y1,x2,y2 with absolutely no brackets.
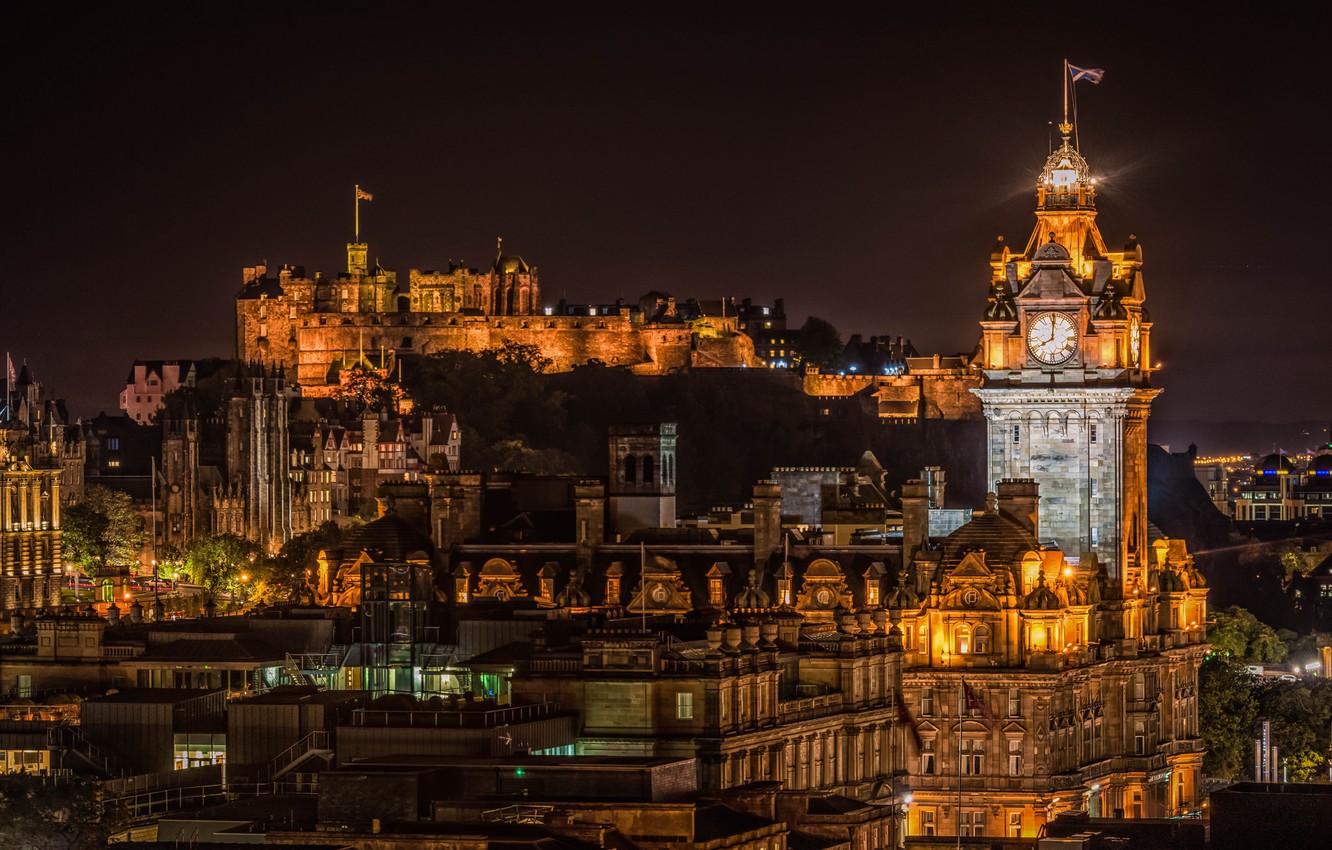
131,636,287,664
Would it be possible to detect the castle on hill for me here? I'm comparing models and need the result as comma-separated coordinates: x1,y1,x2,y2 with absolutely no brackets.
235,237,768,395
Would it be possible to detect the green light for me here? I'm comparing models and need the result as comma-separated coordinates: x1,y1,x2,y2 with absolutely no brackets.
515,767,526,778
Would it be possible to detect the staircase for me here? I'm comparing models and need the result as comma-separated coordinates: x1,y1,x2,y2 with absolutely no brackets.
265,730,334,782
283,654,314,686
47,723,120,777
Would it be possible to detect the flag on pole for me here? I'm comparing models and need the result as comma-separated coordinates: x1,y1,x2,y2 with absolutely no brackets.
1068,64,1105,84
895,691,924,748
5,353,14,385
356,187,374,201
962,679,994,719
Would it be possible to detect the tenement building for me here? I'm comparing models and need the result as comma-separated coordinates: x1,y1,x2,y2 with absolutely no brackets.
235,238,766,394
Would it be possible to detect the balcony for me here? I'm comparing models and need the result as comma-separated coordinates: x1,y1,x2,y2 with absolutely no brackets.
351,701,562,729
778,692,844,722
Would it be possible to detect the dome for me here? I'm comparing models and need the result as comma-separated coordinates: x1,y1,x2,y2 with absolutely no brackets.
341,513,436,562
1039,141,1091,190
1022,571,1060,610
1258,454,1296,474
941,501,1040,568
1310,454,1332,475
1032,237,1071,262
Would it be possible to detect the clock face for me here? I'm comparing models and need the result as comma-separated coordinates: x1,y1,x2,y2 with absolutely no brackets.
1128,315,1141,366
1026,312,1078,366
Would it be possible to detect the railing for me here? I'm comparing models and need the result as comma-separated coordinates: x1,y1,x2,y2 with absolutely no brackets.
482,804,555,823
528,658,583,673
777,692,844,722
47,724,118,776
0,704,81,723
351,702,561,729
101,646,141,658
112,783,228,823
267,730,333,781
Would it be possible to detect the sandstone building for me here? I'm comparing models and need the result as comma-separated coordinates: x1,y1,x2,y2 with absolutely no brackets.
235,239,766,395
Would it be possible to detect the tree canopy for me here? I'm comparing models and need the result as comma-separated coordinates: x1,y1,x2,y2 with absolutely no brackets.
0,773,126,850
1208,606,1288,663
795,316,843,370
61,486,146,577
182,533,263,598
332,364,405,414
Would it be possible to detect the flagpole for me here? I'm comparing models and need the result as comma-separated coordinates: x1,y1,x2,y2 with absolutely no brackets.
354,185,360,243
1062,59,1069,129
958,676,964,849
640,541,647,631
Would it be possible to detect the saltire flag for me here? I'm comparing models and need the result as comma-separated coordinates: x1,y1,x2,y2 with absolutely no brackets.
962,679,994,719
895,691,924,748
356,187,374,201
1068,64,1105,84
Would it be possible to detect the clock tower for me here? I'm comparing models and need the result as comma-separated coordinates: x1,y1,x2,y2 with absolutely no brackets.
973,126,1155,589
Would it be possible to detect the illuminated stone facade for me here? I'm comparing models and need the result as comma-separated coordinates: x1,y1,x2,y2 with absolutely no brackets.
0,456,62,616
973,133,1155,585
236,241,763,394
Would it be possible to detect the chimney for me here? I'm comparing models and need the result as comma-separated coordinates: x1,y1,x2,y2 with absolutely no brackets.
574,481,606,547
996,478,1040,535
901,477,929,560
752,481,782,565
923,466,946,509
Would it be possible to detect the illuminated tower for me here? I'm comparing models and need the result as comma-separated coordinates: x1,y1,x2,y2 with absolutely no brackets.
973,124,1155,589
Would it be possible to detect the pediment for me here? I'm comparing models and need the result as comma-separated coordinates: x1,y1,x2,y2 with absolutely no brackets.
1016,266,1086,302
1002,720,1027,735
916,720,940,735
950,552,993,578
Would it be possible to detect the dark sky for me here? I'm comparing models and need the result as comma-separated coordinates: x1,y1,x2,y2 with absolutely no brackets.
3,4,1329,432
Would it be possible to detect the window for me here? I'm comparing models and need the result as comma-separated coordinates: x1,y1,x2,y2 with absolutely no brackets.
1090,478,1098,498
1133,673,1145,701
920,738,936,775
921,809,936,837
1007,688,1021,717
1090,423,1098,443
954,623,971,654
974,625,991,655
1134,721,1146,755
643,455,655,485
1012,424,1020,444
676,692,694,720
960,810,985,836
962,739,984,775
1008,811,1023,838
921,687,935,716
624,454,637,483
1091,527,1099,547
106,437,121,450
1008,738,1023,776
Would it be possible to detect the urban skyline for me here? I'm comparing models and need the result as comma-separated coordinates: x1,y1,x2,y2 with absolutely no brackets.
2,5,1328,427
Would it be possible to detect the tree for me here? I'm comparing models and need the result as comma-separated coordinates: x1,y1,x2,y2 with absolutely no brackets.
182,533,263,598
62,486,146,584
332,364,405,414
1207,606,1289,663
1198,655,1261,779
796,316,843,370
1260,678,1332,782
0,773,127,850
259,521,348,602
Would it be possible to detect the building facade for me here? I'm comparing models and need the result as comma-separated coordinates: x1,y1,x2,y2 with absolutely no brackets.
236,241,764,395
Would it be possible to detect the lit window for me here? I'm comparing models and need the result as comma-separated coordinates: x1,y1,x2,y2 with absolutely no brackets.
676,692,694,719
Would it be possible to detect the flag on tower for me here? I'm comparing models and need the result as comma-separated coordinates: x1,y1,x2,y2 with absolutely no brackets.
1068,64,1105,84
5,353,14,385
356,187,374,201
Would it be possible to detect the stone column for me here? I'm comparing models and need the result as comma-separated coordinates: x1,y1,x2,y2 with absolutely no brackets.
50,477,60,529
18,481,29,529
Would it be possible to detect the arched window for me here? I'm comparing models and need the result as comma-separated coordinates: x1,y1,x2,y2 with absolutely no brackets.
624,454,637,484
643,455,655,485
974,624,992,655
954,623,972,655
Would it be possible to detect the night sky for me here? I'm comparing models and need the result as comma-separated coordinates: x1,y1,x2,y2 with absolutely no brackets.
3,5,1328,438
